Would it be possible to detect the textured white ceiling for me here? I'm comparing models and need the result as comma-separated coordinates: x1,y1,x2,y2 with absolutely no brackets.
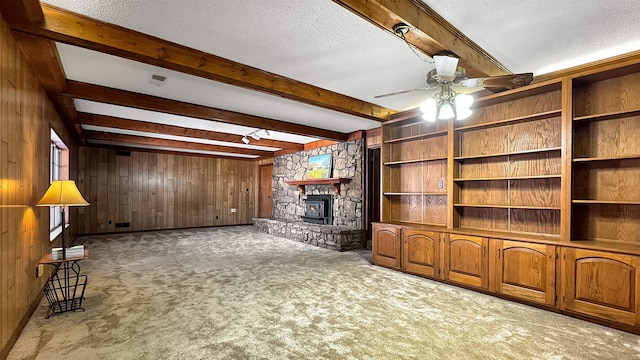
421,0,640,74
46,0,434,110
57,44,382,134
41,0,640,159
73,100,319,144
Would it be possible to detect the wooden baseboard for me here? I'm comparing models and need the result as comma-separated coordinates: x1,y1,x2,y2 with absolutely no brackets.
0,291,44,360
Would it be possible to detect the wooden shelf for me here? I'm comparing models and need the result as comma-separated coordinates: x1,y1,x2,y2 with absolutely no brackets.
384,130,448,144
455,147,561,160
573,108,640,122
573,154,640,162
573,200,640,205
472,79,563,107
454,204,560,210
286,178,351,195
455,110,561,132
454,175,561,182
384,192,446,196
384,156,447,166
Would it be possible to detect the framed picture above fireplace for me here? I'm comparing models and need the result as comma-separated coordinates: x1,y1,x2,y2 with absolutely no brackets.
307,154,332,179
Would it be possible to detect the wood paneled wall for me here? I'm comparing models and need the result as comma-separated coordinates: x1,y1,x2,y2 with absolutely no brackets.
76,148,257,234
0,18,77,358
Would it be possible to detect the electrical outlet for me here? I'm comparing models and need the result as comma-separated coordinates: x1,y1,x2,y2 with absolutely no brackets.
36,264,44,278
231,208,237,213
438,180,444,189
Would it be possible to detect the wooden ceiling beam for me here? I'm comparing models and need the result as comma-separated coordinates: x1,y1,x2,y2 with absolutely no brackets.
332,0,510,78
8,28,85,144
84,143,257,162
84,131,272,158
12,31,66,93
0,0,43,27
76,113,304,151
11,4,395,121
61,81,348,141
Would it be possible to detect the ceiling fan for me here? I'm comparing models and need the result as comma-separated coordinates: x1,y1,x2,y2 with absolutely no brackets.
376,24,534,122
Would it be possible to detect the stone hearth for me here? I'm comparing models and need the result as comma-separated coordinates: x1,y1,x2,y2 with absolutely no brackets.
253,218,361,251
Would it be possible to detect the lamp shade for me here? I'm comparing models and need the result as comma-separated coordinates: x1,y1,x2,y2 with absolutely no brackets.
36,180,89,207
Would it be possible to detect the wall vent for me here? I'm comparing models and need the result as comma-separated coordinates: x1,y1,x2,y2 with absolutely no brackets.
115,222,131,228
148,74,167,87
116,150,131,156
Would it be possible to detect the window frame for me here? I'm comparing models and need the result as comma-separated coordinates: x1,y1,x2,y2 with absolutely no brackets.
49,129,69,241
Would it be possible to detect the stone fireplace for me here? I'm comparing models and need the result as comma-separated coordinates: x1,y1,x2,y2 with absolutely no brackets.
253,138,364,251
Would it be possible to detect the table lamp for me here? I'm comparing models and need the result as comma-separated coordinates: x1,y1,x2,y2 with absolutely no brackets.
37,180,89,260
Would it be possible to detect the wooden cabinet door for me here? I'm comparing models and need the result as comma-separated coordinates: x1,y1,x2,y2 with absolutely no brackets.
444,234,489,290
562,248,640,327
402,229,441,279
372,223,401,270
490,240,557,306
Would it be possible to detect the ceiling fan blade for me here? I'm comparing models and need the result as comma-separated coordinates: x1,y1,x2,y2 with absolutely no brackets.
374,87,433,99
460,73,534,91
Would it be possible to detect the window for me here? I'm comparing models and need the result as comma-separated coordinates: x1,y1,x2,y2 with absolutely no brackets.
49,129,69,240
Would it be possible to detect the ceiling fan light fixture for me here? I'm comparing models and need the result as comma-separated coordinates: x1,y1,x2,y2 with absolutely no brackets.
437,101,456,120
456,108,473,121
433,55,459,82
242,136,250,144
250,132,261,141
455,93,474,110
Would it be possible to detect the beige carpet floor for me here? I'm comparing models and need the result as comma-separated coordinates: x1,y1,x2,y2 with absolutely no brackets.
8,226,640,359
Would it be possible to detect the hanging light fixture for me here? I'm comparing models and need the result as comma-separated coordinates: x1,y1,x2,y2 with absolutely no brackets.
241,136,250,144
420,83,474,123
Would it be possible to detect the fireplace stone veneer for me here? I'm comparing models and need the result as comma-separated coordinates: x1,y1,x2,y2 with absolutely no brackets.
253,218,361,251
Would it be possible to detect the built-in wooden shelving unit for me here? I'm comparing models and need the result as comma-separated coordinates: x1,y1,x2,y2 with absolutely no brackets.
375,62,640,333
381,117,448,226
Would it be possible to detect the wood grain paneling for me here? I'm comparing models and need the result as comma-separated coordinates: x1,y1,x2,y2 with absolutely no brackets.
422,159,447,193
562,248,640,326
510,178,561,208
424,195,447,225
510,117,562,152
388,195,423,224
491,240,557,306
458,207,509,231
0,17,77,358
574,72,640,117
573,160,640,201
509,152,561,177
459,180,509,206
573,116,640,159
372,223,401,270
388,163,422,193
464,90,561,128
458,157,509,179
572,204,640,243
76,148,256,234
402,229,441,278
458,127,509,157
510,208,560,235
